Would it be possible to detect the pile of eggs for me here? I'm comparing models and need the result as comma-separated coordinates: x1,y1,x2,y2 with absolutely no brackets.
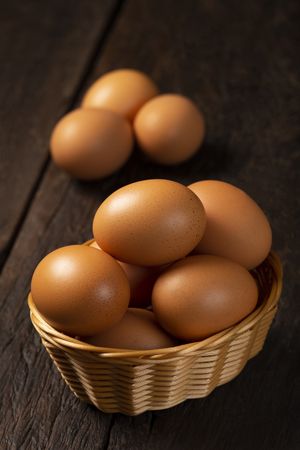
50,69,205,179
30,179,272,350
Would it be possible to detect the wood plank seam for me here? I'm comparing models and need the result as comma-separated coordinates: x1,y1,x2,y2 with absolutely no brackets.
0,0,126,276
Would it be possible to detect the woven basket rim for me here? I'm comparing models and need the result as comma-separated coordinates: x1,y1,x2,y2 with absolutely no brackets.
28,250,282,359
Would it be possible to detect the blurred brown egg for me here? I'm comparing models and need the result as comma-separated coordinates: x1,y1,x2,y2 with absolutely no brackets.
83,308,176,350
93,179,206,266
189,180,272,269
31,245,130,336
50,108,133,180
82,69,159,121
134,94,205,165
90,240,161,308
152,255,258,340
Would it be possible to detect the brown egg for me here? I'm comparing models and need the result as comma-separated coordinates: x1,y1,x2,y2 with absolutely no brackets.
83,308,175,350
93,179,206,266
189,180,272,269
134,94,205,165
118,263,161,308
31,245,130,336
90,240,163,308
152,255,258,340
82,69,159,121
50,108,133,180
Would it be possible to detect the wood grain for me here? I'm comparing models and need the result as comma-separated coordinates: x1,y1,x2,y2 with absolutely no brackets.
0,0,121,269
0,0,299,449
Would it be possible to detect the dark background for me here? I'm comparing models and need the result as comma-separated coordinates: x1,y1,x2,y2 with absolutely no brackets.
0,1,299,449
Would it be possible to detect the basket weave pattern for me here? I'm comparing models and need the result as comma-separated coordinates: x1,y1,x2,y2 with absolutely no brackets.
29,252,282,415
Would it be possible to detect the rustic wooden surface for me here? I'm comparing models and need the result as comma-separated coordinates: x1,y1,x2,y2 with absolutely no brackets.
0,0,299,449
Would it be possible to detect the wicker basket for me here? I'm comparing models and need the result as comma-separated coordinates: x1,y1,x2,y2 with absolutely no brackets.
28,249,282,416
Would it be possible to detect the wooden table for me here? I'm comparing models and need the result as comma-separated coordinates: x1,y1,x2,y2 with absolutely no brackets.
0,1,299,448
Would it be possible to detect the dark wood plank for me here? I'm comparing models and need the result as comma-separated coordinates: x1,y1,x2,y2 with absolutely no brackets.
0,0,121,269
0,0,299,449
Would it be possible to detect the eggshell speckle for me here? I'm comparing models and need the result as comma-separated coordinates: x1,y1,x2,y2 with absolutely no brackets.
189,180,272,269
134,94,205,164
82,69,159,121
83,308,176,350
152,254,258,340
31,245,130,336
50,108,133,180
93,179,206,266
